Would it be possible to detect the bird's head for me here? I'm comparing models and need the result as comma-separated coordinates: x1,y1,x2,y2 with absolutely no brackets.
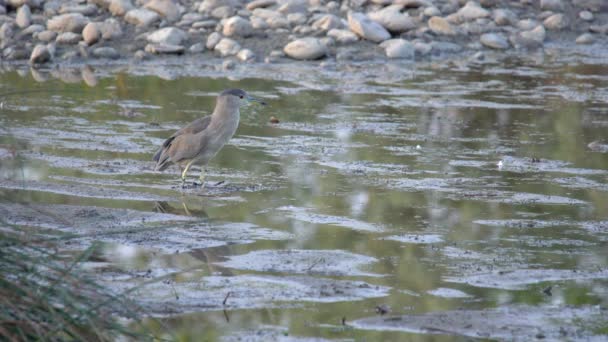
220,89,267,107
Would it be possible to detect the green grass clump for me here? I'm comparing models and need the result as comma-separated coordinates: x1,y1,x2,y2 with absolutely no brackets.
0,225,148,341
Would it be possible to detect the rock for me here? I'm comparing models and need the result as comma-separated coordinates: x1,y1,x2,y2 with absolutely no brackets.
237,48,255,61
413,41,432,55
247,0,276,11
579,11,593,21
283,37,327,60
36,30,57,42
312,14,344,31
223,16,253,37
517,19,538,30
278,0,307,14
510,25,545,48
99,18,123,40
109,0,133,16
456,1,490,21
397,0,432,8
250,16,269,29
327,28,359,43
430,41,462,53
92,46,120,58
575,33,594,44
56,32,81,44
189,42,205,53
16,4,31,29
480,32,509,49
47,13,89,33
82,22,101,45
0,23,13,43
380,38,414,59
287,13,307,25
29,44,51,64
222,59,235,70
347,12,391,43
144,0,180,22
573,0,606,12
252,8,281,20
198,0,238,13
493,9,516,26
147,27,187,45
543,13,567,30
206,32,222,49
124,9,161,27
145,43,184,54
214,37,241,56
22,24,44,36
369,5,418,33
423,6,441,17
540,0,564,11
589,24,608,34
211,5,234,19
428,16,456,35
59,4,98,16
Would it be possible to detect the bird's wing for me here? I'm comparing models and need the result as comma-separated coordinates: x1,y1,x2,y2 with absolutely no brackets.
153,116,212,162
167,133,208,164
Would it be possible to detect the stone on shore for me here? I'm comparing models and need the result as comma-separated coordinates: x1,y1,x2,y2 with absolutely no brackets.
47,13,89,33
380,38,414,59
575,33,594,44
92,46,120,59
237,48,255,62
347,12,391,43
246,0,276,11
144,0,180,22
579,11,593,21
206,32,222,49
29,44,51,64
312,14,344,31
543,14,567,30
327,28,359,44
109,0,134,17
223,16,254,37
145,43,184,54
510,25,545,48
147,27,187,46
428,16,456,35
480,32,509,49
56,32,81,44
16,4,32,29
369,5,418,33
493,9,516,26
456,1,490,21
124,8,161,27
284,37,327,60
36,30,57,42
214,37,241,56
540,0,564,11
99,19,123,40
82,23,101,45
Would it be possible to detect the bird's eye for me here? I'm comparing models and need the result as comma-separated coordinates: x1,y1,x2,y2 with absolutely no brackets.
239,95,243,99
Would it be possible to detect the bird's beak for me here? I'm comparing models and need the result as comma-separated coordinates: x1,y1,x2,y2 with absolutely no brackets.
246,95,267,106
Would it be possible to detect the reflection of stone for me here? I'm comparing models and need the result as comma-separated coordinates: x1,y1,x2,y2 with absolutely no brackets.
81,66,97,87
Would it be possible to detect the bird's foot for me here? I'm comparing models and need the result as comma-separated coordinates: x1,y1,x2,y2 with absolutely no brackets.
192,181,206,188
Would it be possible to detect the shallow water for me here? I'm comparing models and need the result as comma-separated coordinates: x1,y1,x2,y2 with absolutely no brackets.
1,50,608,341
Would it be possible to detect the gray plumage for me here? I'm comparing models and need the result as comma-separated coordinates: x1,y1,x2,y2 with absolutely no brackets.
153,88,265,187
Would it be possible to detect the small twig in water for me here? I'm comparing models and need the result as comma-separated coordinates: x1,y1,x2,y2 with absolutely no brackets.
341,317,346,326
307,258,325,272
223,291,232,305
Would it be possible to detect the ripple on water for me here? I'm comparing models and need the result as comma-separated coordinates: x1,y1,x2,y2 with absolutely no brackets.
277,206,383,232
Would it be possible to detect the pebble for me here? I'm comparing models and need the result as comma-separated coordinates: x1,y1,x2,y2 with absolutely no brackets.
214,37,241,56
428,16,456,35
480,32,509,49
543,13,567,30
579,11,593,21
189,42,205,53
92,46,120,59
327,28,359,44
82,23,101,45
380,38,415,59
29,44,51,64
36,30,57,42
246,0,276,11
347,12,391,43
147,27,187,46
124,8,161,27
206,32,222,49
145,43,184,54
16,4,32,29
493,9,516,26
575,33,594,44
109,0,134,17
47,13,89,33
56,32,81,44
312,14,344,31
237,48,255,61
144,0,181,22
369,5,418,33
223,16,254,37
456,1,490,22
540,0,564,11
284,37,327,60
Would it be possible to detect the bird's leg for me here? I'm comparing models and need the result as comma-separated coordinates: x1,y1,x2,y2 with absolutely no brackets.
198,168,206,188
181,160,194,188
